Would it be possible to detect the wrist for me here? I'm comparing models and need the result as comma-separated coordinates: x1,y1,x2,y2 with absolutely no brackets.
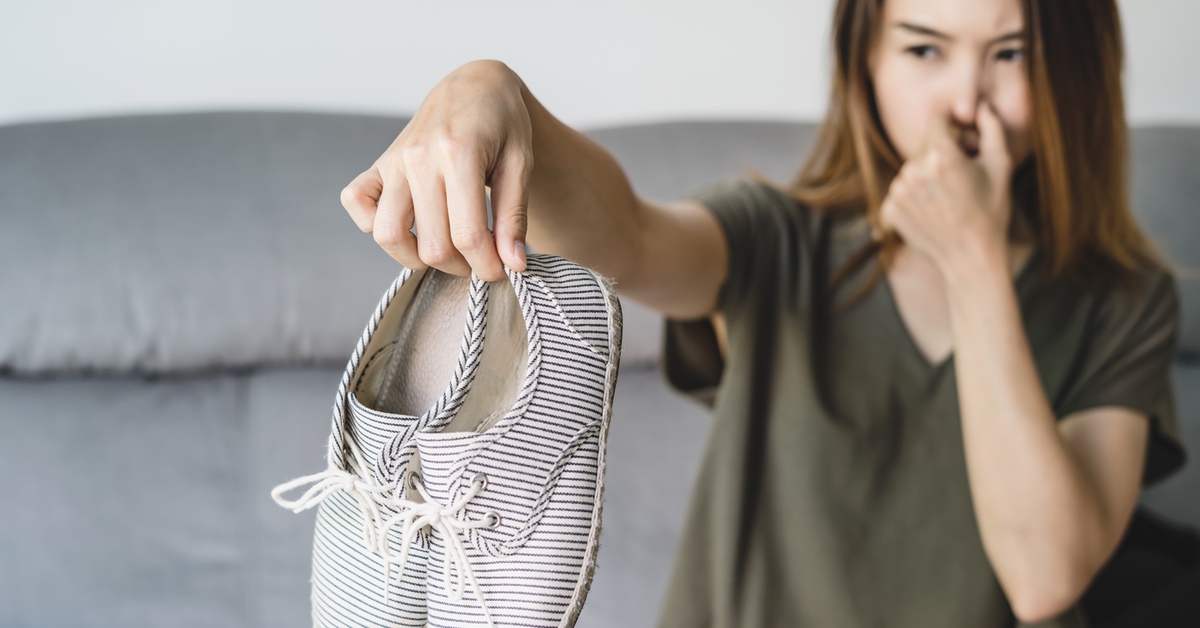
939,232,1009,295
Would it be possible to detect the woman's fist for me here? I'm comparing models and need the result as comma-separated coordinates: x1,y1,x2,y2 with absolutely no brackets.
341,60,532,281
879,100,1014,272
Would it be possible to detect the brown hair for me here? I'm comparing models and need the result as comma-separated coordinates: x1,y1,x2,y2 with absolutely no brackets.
745,0,1176,311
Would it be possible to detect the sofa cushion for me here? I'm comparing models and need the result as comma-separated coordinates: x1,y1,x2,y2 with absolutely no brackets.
1129,127,1200,358
0,111,419,375
0,371,249,627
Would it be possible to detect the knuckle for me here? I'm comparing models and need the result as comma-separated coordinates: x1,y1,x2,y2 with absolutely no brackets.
511,149,535,175
435,132,468,160
341,180,374,211
902,169,923,189
372,222,403,247
419,238,454,266
401,142,429,167
341,195,370,232
506,209,528,235
930,152,947,173
449,224,491,251
339,184,358,209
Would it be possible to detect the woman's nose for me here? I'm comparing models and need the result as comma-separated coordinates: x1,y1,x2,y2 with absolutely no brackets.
946,72,989,130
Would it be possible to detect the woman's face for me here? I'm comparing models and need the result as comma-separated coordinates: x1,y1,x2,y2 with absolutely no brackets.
869,0,1033,166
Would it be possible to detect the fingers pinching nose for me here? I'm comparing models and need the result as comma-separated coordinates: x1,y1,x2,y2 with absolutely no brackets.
975,100,1010,168
924,110,949,153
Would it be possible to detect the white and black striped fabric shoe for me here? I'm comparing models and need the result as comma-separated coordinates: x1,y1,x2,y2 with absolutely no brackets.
271,265,491,626
396,253,624,628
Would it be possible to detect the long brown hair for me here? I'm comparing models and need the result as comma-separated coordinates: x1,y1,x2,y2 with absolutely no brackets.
745,0,1175,310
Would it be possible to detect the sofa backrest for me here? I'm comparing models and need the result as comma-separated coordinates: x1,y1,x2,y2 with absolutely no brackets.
1,112,1197,376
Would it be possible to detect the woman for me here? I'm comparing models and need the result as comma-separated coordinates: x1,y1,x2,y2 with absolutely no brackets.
341,0,1187,625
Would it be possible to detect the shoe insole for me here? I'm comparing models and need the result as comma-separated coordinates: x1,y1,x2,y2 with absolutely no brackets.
373,269,471,416
439,277,527,434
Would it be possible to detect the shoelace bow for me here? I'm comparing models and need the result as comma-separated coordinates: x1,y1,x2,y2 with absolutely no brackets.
377,474,498,627
271,435,497,626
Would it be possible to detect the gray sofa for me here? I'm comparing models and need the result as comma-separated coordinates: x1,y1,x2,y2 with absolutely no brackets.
1,111,1196,627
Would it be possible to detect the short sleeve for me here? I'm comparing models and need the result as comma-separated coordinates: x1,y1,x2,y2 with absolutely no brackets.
682,177,786,314
1055,268,1187,487
658,177,798,407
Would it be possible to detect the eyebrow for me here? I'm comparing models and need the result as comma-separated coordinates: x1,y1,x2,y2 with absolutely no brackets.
894,21,1025,45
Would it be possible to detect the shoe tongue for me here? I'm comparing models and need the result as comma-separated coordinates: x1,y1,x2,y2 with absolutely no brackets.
414,431,479,505
346,391,420,481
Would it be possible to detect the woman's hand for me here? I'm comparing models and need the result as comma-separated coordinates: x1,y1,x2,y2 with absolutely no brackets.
341,60,532,281
879,101,1014,275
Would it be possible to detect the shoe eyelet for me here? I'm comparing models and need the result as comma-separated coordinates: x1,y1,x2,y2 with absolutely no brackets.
483,511,501,529
407,472,422,491
471,473,487,490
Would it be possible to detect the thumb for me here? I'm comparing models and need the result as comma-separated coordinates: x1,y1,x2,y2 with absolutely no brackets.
487,149,531,272
976,100,1010,173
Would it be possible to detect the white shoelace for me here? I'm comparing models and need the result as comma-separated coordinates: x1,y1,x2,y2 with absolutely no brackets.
377,474,498,627
271,436,497,625
271,435,395,555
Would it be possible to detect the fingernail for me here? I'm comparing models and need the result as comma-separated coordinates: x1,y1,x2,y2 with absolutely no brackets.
513,240,527,267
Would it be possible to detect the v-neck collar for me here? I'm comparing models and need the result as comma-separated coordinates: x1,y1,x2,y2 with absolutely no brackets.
879,245,1043,373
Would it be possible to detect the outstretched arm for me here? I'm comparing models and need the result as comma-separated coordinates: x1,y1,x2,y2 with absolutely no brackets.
342,59,728,321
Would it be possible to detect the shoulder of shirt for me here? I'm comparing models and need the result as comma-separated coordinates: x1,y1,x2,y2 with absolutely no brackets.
722,177,814,219
1076,258,1181,330
1107,261,1177,301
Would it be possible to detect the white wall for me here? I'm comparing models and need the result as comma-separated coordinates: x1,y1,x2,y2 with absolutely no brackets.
2,0,1196,129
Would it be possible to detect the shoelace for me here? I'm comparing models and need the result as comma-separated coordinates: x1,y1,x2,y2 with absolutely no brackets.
271,436,497,624
270,434,393,545
271,435,417,605
377,473,498,627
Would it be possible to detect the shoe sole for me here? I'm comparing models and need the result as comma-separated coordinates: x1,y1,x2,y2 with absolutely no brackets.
563,268,623,627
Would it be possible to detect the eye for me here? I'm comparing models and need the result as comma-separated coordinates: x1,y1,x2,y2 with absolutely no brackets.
905,45,939,60
997,48,1024,62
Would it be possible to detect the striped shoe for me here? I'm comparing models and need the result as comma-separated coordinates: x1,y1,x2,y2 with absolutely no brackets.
271,265,489,626
389,253,623,628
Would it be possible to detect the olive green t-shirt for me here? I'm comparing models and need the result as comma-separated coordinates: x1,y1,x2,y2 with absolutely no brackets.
657,178,1187,628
